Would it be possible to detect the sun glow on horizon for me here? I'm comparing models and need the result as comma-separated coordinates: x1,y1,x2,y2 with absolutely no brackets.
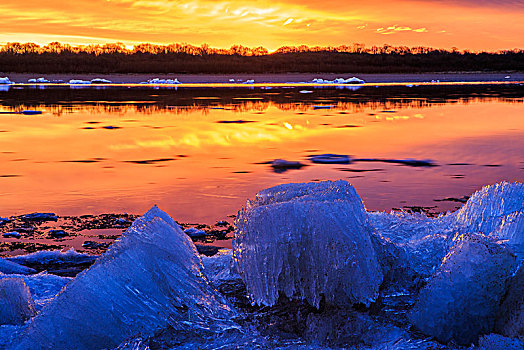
0,0,523,51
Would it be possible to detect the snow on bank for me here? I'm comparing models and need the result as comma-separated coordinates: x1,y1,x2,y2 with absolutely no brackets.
68,78,113,85
27,78,50,83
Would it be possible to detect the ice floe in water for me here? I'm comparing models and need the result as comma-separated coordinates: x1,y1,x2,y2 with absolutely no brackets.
2,232,21,239
234,180,383,308
271,159,306,172
309,153,352,164
11,205,236,350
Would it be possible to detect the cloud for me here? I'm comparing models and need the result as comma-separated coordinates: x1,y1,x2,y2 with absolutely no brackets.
376,25,428,35
0,0,523,51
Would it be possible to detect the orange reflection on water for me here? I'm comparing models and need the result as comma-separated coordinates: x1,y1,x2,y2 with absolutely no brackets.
0,95,523,223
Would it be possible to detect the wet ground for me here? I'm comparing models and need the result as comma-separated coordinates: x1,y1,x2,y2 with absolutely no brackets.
0,211,235,259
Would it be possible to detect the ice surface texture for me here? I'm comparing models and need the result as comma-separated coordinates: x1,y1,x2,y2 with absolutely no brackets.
477,334,524,350
408,233,517,345
201,249,241,286
0,278,35,325
0,77,13,84
234,180,383,308
369,211,455,292
0,258,36,275
451,182,524,258
0,273,70,311
7,248,95,266
12,206,236,350
495,263,523,338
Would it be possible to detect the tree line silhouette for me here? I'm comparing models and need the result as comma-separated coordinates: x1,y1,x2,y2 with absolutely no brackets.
1,42,522,74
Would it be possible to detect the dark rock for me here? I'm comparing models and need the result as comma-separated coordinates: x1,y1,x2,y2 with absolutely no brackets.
21,213,58,222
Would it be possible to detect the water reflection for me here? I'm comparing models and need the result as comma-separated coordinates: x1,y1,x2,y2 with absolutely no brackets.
0,86,522,224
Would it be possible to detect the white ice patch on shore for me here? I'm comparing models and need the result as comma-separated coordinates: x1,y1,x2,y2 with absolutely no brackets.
28,78,50,83
141,78,181,84
68,79,91,84
0,77,13,85
90,78,112,84
311,77,365,84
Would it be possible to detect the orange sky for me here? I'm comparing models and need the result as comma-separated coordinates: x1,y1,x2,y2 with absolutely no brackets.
1,0,523,51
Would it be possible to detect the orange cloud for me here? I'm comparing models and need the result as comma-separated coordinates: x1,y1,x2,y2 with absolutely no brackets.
376,25,428,35
0,0,522,51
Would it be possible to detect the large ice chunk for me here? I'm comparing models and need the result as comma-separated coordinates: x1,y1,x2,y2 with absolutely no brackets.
233,180,383,308
408,233,516,345
0,278,35,325
451,182,524,257
13,206,236,350
495,263,523,338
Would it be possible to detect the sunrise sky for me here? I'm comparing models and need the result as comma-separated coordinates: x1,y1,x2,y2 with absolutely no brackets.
1,0,523,51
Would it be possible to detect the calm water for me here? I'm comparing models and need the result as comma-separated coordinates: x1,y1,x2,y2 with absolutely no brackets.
0,84,523,223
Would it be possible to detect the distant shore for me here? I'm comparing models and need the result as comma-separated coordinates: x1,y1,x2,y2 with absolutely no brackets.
2,72,523,84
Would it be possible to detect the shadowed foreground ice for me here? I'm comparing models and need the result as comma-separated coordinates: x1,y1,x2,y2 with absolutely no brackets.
0,181,522,349
9,206,236,349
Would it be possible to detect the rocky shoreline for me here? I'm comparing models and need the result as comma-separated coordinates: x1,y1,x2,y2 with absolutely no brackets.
0,212,235,262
